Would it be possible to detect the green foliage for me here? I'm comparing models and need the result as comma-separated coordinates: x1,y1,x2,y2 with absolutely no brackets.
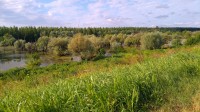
171,39,182,47
117,33,127,44
141,32,163,50
110,33,126,44
14,39,26,50
68,33,95,59
182,31,192,39
25,42,36,52
0,68,29,80
0,33,16,46
26,53,41,69
88,35,103,53
124,35,140,47
0,26,200,43
48,37,68,56
25,42,32,51
102,34,112,49
36,36,49,52
185,32,200,45
110,41,124,53
0,36,3,41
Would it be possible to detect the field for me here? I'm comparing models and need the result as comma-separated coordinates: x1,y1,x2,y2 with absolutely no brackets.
0,44,200,111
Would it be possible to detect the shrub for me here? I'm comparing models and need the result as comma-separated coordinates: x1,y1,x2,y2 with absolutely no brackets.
68,33,95,59
117,33,127,44
0,41,8,47
88,35,103,54
14,39,26,50
0,34,16,46
185,32,200,45
25,42,32,51
141,32,163,50
36,36,49,52
26,53,41,69
48,37,68,56
124,35,140,47
102,34,112,49
171,39,182,47
25,42,37,52
110,41,124,53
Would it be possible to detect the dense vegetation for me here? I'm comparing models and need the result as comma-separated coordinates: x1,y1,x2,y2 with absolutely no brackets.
0,26,200,42
1,26,200,60
0,27,200,111
0,47,200,111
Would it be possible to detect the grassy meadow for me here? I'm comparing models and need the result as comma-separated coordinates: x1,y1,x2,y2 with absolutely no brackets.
0,45,200,111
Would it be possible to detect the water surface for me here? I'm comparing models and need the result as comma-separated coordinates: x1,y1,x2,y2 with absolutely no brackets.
0,52,70,71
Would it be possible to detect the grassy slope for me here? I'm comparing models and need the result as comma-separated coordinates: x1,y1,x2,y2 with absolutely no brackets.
0,47,163,95
0,46,200,111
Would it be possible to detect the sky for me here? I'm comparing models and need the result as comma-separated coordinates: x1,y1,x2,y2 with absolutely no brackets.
0,0,200,27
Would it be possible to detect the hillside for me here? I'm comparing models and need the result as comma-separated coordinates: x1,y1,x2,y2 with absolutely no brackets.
0,45,200,111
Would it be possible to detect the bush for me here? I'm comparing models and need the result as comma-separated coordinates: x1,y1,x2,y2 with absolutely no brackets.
25,42,32,51
171,39,182,47
141,32,163,50
25,42,36,52
102,34,112,49
68,33,95,59
0,34,16,46
185,37,200,45
124,35,140,47
110,41,124,53
117,33,127,44
26,53,41,69
36,36,49,52
185,32,200,45
48,37,68,56
88,35,103,54
14,39,26,50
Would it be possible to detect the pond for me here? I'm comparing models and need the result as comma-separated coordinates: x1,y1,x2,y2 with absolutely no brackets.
0,52,71,71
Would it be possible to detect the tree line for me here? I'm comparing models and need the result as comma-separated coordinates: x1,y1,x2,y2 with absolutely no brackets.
1,26,200,60
0,26,200,42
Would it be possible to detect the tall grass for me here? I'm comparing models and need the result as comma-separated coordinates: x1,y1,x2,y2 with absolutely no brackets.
0,52,200,111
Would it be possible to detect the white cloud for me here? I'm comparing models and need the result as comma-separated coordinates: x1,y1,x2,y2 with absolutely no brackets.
106,19,113,22
0,0,200,27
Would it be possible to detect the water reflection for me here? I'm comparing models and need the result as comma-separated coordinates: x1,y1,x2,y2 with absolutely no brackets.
0,53,26,71
0,52,68,71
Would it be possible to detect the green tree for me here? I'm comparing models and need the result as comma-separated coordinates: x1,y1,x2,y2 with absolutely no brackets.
141,32,163,50
48,37,68,56
0,33,16,46
68,33,94,59
88,35,103,54
25,42,36,52
36,36,49,52
102,34,112,49
14,39,26,50
124,35,140,47
110,41,124,53
185,31,200,45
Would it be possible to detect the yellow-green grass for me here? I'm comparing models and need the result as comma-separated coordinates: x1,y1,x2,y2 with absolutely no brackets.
0,49,200,111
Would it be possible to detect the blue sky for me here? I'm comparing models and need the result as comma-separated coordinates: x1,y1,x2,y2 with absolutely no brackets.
0,0,200,27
